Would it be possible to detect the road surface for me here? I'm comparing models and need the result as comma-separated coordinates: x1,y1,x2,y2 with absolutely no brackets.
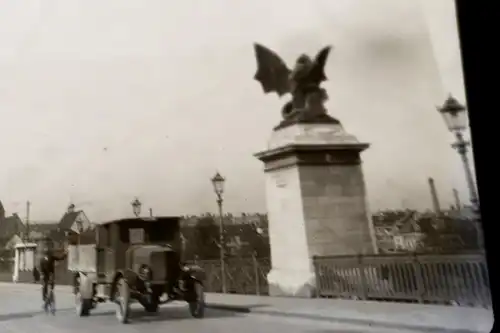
0,283,450,333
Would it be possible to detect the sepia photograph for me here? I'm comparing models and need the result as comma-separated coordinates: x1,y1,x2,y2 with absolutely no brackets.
0,0,493,332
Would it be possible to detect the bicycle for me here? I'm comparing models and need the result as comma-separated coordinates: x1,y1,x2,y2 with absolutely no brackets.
43,276,56,315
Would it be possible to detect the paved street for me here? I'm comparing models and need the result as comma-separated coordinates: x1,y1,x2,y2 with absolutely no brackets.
0,283,451,333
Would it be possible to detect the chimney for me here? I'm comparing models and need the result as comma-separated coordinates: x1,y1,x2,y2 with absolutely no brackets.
428,177,441,214
453,188,462,210
0,200,5,220
67,203,75,213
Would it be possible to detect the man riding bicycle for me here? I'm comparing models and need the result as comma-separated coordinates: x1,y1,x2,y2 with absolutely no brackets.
36,244,68,308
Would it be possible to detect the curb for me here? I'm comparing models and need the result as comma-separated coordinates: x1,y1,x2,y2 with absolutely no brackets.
205,303,483,333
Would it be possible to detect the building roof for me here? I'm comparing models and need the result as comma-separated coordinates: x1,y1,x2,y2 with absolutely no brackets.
98,216,181,226
58,211,82,230
0,214,26,239
393,211,421,234
4,234,23,249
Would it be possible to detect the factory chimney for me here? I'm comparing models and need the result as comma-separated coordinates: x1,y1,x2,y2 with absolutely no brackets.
453,188,462,210
428,177,441,214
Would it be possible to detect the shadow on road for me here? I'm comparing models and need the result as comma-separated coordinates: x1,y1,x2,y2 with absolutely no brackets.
310,331,366,333
0,312,39,322
89,305,244,323
206,303,269,313
0,307,74,322
0,303,266,324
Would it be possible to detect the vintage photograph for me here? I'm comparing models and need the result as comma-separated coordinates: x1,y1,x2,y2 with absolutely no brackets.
0,0,491,332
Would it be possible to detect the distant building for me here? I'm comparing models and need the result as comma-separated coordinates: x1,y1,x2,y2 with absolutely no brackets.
40,204,93,248
393,233,424,252
445,205,476,220
391,211,425,252
0,201,26,248
4,234,23,250
372,210,412,253
372,209,476,254
58,204,93,235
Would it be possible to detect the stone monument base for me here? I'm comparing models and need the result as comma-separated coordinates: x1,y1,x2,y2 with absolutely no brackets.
255,122,376,298
267,268,316,298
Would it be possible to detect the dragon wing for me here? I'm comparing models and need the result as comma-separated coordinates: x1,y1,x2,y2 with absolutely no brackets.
308,45,333,85
253,43,291,97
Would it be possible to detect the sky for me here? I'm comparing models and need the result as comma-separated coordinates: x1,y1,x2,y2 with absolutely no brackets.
0,0,474,222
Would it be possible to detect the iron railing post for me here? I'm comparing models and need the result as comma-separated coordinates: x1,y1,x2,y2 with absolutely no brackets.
313,256,321,298
357,255,368,300
413,253,425,303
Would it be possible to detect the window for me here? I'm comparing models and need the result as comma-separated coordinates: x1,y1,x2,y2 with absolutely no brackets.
129,228,145,244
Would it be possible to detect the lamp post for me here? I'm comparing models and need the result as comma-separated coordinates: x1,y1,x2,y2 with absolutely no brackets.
437,95,483,250
75,218,84,264
131,198,142,218
211,171,227,293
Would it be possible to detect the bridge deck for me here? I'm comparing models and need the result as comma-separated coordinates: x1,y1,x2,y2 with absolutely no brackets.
0,282,492,333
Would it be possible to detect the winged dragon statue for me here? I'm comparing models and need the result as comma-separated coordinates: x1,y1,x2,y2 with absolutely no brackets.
253,43,335,125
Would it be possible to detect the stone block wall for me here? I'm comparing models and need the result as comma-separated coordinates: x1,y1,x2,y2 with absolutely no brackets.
299,164,374,256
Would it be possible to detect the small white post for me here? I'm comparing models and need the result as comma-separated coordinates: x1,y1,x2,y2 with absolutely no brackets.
13,247,20,283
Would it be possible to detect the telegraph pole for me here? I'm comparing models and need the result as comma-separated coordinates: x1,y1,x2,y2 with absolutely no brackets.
26,201,31,241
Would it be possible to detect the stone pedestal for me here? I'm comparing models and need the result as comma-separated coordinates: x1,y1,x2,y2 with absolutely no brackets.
255,122,377,297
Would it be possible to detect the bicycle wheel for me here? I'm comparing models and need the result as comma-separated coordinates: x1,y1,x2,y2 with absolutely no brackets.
44,284,55,315
49,289,55,315
43,295,50,314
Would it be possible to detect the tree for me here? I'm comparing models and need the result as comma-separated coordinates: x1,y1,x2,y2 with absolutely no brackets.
192,215,220,260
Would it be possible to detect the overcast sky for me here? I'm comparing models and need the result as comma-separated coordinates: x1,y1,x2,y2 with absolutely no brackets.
0,0,473,222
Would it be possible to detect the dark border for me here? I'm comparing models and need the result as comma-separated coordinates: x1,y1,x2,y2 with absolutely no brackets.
455,0,498,328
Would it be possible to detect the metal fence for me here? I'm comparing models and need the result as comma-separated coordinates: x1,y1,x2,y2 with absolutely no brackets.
313,252,491,307
189,257,271,295
0,247,490,307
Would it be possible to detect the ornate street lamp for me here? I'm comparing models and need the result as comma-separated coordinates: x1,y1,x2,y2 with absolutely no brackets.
211,171,227,293
211,172,225,200
131,198,142,218
437,95,482,249
438,95,468,132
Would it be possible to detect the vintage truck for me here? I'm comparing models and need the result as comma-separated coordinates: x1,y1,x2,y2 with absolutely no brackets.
69,216,206,324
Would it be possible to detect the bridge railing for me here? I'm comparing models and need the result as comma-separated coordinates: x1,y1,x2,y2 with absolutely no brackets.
313,252,491,307
187,256,271,295
3,245,491,308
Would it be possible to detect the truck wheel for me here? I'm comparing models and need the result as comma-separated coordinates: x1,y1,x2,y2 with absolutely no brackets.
144,302,159,313
144,295,159,313
75,291,91,317
188,281,205,318
115,277,130,324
